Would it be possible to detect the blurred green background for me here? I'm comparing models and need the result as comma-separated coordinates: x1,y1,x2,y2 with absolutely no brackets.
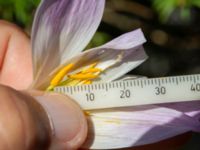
0,0,200,149
0,0,40,28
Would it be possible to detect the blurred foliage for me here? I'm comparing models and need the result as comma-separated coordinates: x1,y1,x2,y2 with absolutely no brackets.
86,32,112,49
0,0,40,27
152,0,200,22
1,0,200,27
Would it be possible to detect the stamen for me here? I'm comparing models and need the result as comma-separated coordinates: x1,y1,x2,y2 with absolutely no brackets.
57,78,73,86
46,85,55,91
67,79,81,86
69,74,98,79
47,61,104,90
81,68,102,74
50,63,74,86
89,62,98,68
82,80,92,84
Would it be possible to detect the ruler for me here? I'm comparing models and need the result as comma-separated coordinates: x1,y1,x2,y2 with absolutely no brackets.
54,74,200,110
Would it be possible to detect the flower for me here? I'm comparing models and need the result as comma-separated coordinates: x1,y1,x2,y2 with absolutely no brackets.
31,0,147,90
31,0,200,149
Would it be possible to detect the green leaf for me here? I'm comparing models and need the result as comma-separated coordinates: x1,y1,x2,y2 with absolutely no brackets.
152,0,177,22
0,0,40,27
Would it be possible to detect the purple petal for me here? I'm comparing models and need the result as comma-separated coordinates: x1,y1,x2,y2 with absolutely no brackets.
82,105,200,149
31,0,105,87
102,28,146,50
90,29,148,82
34,29,147,89
99,46,147,82
158,101,200,125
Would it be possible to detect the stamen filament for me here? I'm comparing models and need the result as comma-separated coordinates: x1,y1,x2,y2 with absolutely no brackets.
67,79,81,86
46,85,55,91
89,62,98,68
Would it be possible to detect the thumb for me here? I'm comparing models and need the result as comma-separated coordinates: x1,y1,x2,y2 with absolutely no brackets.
0,85,87,150
33,92,88,150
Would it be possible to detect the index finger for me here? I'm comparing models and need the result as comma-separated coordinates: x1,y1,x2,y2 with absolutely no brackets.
0,20,33,90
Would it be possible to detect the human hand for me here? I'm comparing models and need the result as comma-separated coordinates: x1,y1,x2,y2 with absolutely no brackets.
0,20,87,150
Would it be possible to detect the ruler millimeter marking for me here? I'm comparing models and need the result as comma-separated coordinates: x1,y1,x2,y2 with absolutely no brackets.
54,74,200,110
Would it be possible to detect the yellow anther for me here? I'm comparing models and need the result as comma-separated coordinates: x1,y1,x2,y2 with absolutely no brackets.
83,80,92,84
50,63,74,86
81,68,102,74
58,78,73,86
67,79,81,86
47,62,103,90
69,74,98,80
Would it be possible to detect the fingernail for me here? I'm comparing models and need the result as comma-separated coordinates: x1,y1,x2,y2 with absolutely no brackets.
34,93,87,147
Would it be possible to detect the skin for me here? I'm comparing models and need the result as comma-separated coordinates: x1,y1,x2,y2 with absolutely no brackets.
0,20,191,150
0,20,87,150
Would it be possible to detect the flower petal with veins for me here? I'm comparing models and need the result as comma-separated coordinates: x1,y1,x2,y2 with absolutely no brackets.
82,106,200,149
158,101,200,123
31,0,105,86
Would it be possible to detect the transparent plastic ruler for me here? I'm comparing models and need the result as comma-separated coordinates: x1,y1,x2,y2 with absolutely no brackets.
54,74,200,110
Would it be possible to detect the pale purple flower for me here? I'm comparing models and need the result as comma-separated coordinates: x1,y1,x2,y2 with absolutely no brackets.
31,0,200,149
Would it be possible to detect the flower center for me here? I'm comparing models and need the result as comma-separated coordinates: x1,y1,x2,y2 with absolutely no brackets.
46,62,102,91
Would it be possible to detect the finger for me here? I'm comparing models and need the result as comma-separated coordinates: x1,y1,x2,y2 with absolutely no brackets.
0,85,87,150
33,93,88,150
0,20,33,90
0,85,50,150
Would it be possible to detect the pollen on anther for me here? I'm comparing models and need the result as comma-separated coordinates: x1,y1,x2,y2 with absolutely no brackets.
81,68,102,74
50,63,74,86
69,74,98,80
83,80,92,84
